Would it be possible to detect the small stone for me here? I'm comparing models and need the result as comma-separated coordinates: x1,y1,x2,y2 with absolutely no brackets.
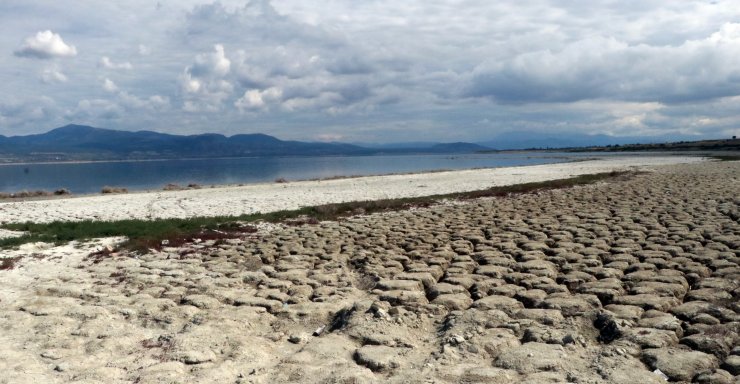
689,332,733,358
41,350,62,360
652,368,669,381
176,349,216,365
694,369,735,384
462,367,519,383
692,313,721,325
181,294,220,309
642,347,718,382
721,354,740,375
448,334,465,346
432,293,474,310
514,308,564,325
473,295,523,315
624,328,679,348
289,333,308,344
604,304,644,322
494,342,566,373
542,294,601,317
353,345,402,372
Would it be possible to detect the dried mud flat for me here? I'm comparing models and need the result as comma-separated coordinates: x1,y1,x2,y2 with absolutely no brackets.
1,161,739,383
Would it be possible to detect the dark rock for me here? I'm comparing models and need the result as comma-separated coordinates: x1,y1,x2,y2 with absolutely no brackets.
594,311,624,343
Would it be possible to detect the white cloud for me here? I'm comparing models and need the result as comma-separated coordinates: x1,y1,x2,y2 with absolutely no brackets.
100,56,133,70
0,97,59,128
118,91,170,111
67,99,122,121
40,66,68,84
2,0,740,141
181,44,234,112
138,44,151,56
191,44,230,77
102,78,118,92
234,87,282,111
14,30,77,59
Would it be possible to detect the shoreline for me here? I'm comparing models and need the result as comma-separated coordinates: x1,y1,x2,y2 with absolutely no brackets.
0,155,707,225
0,152,599,198
0,151,706,197
0,156,598,201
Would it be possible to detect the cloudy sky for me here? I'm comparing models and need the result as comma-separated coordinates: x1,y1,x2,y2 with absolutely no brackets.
1,0,739,142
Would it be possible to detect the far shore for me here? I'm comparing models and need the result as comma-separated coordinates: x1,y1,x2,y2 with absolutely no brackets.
0,155,708,225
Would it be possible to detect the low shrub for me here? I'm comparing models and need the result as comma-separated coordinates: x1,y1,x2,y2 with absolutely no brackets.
163,183,183,191
101,186,128,194
0,256,22,270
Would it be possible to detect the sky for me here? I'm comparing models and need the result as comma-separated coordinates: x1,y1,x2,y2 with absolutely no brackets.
1,0,739,143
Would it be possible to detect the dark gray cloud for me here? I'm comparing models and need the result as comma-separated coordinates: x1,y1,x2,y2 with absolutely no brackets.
465,26,740,104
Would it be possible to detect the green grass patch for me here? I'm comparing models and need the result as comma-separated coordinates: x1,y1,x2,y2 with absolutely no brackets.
0,171,632,252
710,155,740,161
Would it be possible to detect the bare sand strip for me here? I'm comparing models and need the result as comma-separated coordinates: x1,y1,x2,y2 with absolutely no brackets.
0,156,705,224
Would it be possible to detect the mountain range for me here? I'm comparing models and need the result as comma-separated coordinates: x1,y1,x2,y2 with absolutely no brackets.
0,125,490,162
0,124,719,163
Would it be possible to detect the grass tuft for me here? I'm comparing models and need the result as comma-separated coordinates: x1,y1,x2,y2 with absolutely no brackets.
101,186,128,194
710,155,740,162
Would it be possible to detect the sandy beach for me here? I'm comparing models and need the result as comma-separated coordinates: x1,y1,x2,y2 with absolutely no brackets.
0,156,706,224
1,158,738,383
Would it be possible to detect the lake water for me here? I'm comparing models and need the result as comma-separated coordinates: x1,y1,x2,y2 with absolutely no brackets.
0,152,609,194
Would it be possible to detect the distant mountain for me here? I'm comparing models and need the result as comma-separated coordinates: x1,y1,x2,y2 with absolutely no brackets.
357,141,491,154
477,131,704,150
428,142,491,153
0,124,489,162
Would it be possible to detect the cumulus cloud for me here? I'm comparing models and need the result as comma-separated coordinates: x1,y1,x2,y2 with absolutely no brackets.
234,87,283,111
65,92,170,123
181,44,234,112
138,44,150,55
100,56,133,70
40,66,68,84
67,99,123,121
102,78,118,92
0,97,59,128
190,44,230,77
3,0,740,140
14,30,77,59
118,92,170,111
184,2,389,110
465,23,740,104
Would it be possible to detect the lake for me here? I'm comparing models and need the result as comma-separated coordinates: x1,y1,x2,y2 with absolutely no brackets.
0,152,610,194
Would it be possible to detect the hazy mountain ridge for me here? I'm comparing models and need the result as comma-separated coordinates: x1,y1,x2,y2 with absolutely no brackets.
0,125,490,162
477,131,705,150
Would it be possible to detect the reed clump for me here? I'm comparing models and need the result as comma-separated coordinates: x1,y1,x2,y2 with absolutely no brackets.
101,186,128,194
0,190,57,199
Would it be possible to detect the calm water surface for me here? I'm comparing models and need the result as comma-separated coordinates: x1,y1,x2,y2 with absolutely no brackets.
0,152,609,194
